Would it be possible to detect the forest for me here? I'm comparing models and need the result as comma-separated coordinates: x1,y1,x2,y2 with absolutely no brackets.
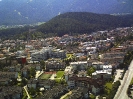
0,12,133,39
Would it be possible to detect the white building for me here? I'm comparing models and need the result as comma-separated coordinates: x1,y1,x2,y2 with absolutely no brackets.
92,65,112,80
31,47,52,61
31,47,66,61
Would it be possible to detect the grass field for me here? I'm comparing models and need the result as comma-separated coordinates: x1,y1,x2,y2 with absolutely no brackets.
39,73,52,80
56,71,64,78
55,71,65,83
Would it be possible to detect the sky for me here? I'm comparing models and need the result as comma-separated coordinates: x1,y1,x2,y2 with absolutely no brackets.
0,0,133,25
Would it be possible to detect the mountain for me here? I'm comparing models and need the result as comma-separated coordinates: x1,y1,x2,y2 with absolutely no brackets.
0,0,133,25
37,12,133,36
0,12,133,38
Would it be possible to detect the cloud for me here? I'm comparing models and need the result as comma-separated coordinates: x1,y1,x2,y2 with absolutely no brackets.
18,12,21,16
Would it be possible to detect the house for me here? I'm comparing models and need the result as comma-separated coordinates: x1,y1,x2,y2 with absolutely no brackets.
27,79,38,89
0,86,22,99
0,78,9,86
92,62,104,70
0,71,18,79
67,75,104,95
3,64,22,72
77,70,87,77
38,79,55,89
100,52,125,68
28,79,55,90
21,67,29,77
35,64,42,71
36,85,68,99
51,49,66,59
67,87,89,99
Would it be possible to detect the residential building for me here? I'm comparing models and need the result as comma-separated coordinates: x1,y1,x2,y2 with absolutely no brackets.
0,86,22,99
31,47,66,61
0,71,18,79
92,65,112,80
27,79,38,89
45,58,66,71
38,79,55,89
67,87,89,99
70,61,88,70
67,75,104,95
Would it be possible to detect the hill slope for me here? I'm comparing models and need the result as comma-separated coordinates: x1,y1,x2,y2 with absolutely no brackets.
38,12,133,36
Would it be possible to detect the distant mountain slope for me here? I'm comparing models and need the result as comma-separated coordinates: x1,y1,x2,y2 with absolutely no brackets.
0,0,133,25
37,12,133,36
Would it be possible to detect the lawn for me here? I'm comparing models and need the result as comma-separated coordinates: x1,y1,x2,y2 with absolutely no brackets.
56,71,64,78
55,71,65,83
39,73,52,80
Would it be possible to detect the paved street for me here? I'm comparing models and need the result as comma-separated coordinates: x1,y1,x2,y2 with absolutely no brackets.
114,60,133,99
49,73,56,80
23,86,31,99
113,69,123,83
35,70,44,79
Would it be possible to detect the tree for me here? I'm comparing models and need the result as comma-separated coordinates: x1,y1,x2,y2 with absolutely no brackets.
40,60,45,69
30,67,36,78
29,87,36,96
87,67,96,76
20,78,28,87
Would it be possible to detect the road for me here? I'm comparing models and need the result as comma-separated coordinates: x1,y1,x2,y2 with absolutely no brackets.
23,85,31,99
114,60,133,99
35,70,43,79
60,91,72,99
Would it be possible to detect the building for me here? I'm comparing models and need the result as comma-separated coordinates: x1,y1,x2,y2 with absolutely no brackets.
0,86,22,99
92,65,112,80
38,79,55,89
45,58,66,71
0,71,18,79
67,75,104,95
70,61,88,70
31,47,66,61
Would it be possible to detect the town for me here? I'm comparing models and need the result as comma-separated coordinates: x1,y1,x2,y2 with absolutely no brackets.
0,27,133,99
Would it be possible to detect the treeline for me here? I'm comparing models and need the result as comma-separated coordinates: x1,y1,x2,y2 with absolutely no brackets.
0,26,30,39
38,12,133,36
107,81,121,99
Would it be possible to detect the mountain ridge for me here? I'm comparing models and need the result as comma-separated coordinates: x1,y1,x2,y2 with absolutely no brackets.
37,12,133,36
0,0,133,25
